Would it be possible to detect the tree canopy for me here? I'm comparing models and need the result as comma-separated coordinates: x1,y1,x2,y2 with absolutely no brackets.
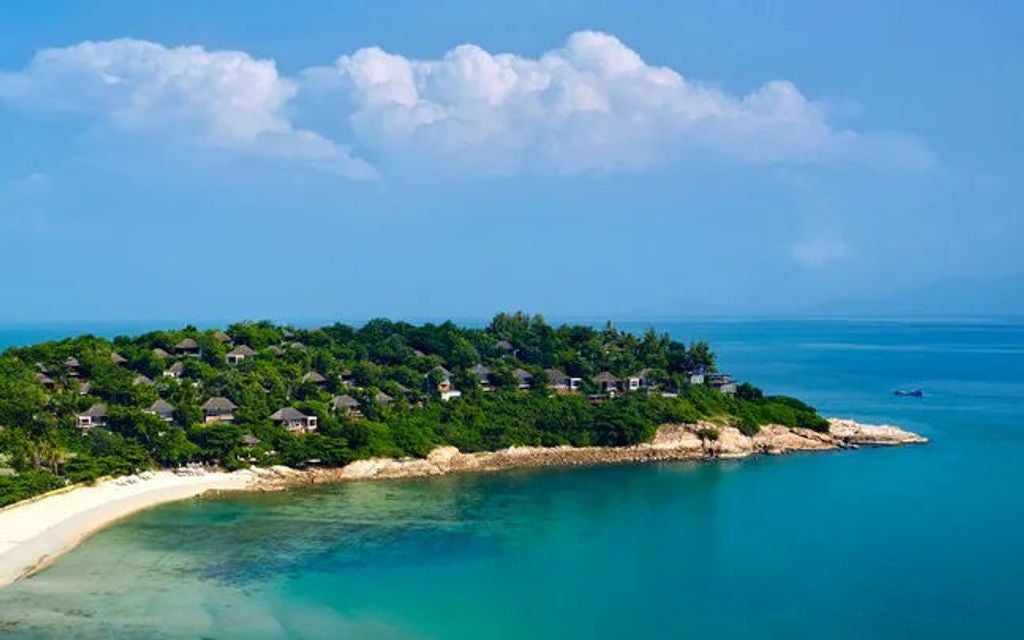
0,314,827,507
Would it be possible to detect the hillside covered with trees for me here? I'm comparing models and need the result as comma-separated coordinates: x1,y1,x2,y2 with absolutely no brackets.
0,313,827,506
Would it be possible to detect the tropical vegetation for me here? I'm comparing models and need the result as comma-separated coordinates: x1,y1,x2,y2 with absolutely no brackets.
0,313,827,507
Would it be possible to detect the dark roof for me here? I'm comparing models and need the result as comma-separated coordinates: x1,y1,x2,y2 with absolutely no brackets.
512,368,533,381
375,391,394,404
147,399,175,416
545,368,568,383
228,345,257,357
64,357,80,368
82,403,107,418
470,364,492,379
594,371,619,383
212,330,231,343
202,397,237,412
271,407,310,421
332,394,360,409
36,372,55,386
110,352,128,365
175,338,199,350
152,348,170,359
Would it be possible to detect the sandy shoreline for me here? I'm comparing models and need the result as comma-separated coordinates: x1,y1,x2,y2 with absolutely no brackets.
0,418,925,589
0,469,257,589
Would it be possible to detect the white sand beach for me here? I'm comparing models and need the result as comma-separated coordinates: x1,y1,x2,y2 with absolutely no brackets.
0,469,256,588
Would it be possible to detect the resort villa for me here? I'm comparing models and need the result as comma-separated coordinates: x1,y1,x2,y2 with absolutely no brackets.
434,367,462,401
270,407,318,434
513,368,534,390
707,373,738,395
173,338,201,358
545,369,582,393
226,345,256,365
201,397,238,424
145,399,176,422
76,404,108,430
331,394,362,419
593,372,621,395
470,364,494,391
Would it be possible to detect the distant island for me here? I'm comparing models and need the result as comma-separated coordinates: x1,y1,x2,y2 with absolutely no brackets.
0,313,921,508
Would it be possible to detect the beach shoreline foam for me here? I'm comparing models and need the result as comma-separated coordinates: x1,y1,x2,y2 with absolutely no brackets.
0,418,924,589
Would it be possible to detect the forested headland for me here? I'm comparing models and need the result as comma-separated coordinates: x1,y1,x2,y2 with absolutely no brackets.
0,313,827,506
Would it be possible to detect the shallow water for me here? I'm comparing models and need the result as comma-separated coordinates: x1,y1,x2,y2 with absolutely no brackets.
1,319,1022,638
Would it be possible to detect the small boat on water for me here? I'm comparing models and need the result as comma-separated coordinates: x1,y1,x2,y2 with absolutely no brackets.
893,389,924,397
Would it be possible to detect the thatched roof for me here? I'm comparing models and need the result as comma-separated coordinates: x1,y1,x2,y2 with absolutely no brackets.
270,407,310,421
302,371,326,384
147,399,175,416
332,395,359,409
82,403,107,418
545,369,568,383
201,397,237,412
174,338,199,351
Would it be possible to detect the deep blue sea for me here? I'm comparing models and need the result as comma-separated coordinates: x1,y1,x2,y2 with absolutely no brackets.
1,319,1022,638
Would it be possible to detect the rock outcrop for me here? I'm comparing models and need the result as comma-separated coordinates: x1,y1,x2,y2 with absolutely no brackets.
290,419,927,485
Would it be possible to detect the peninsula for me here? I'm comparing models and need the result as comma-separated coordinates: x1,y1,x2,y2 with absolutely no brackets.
0,313,926,587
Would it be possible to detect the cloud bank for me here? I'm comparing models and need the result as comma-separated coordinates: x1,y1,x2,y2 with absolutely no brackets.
0,32,932,179
0,39,375,179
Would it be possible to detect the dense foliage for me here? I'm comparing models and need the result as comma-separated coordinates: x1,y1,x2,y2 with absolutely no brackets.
0,313,827,507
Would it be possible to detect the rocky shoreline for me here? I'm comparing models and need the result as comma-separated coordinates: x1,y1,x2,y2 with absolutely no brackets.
255,418,928,488
0,418,924,588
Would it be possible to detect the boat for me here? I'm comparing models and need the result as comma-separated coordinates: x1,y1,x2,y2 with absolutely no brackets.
893,389,924,397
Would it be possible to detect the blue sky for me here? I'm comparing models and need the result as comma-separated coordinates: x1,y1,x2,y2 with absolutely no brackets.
0,1,1021,323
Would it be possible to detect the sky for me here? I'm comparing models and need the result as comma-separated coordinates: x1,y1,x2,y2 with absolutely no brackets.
0,1,1021,324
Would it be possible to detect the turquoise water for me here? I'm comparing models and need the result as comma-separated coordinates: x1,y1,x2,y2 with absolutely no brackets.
1,319,1022,638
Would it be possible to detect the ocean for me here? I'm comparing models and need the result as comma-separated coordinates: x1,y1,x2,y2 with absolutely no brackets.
1,319,1022,638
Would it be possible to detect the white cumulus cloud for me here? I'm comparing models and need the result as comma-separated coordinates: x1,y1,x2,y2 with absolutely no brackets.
310,31,932,174
0,39,375,179
0,32,931,180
